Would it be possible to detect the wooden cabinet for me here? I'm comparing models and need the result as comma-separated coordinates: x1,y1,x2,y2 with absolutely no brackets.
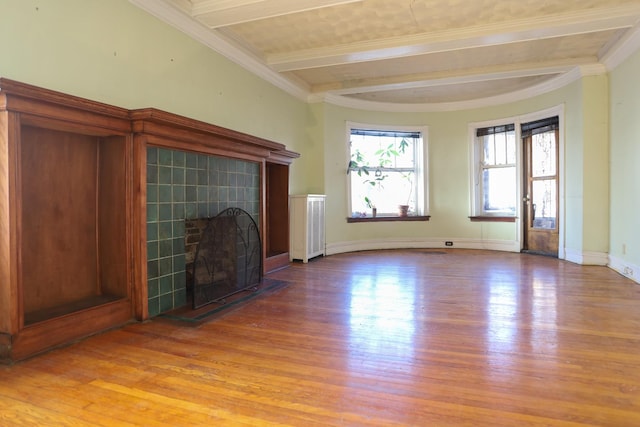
264,158,296,273
0,79,299,361
289,195,326,263
0,79,134,362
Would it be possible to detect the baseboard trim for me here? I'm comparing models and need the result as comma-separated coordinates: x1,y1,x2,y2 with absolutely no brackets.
564,248,609,266
326,242,640,285
326,238,520,256
608,255,640,284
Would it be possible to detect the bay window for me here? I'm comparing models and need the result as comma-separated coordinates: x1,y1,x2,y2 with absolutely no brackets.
347,123,427,219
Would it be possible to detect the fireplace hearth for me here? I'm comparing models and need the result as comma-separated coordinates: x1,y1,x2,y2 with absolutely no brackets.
188,208,262,309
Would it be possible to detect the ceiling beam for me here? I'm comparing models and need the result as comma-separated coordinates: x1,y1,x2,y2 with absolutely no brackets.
269,5,640,71
311,58,597,95
191,0,363,28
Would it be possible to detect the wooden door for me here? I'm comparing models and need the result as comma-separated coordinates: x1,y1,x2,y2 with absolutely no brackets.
522,124,559,256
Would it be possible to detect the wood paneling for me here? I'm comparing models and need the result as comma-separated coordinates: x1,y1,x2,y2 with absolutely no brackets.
0,111,14,333
0,78,299,361
0,79,135,361
20,127,99,313
10,299,133,361
1,250,640,425
131,134,149,321
97,135,128,298
263,252,290,274
266,162,289,257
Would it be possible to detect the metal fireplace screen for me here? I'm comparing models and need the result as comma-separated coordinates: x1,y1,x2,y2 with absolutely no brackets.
192,208,262,309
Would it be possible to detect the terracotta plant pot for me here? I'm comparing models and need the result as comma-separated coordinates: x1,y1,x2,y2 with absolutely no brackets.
398,204,409,217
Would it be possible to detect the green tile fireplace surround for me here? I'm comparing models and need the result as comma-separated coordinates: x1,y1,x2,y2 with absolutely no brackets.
146,147,260,317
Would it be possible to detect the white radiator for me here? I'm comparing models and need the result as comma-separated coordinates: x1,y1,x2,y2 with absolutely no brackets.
289,194,326,262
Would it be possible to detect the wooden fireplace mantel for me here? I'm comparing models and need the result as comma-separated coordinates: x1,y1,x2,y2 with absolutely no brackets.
0,78,299,362
131,108,287,158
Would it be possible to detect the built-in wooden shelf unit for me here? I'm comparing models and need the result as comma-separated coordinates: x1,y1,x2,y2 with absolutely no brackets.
0,79,133,362
0,78,298,362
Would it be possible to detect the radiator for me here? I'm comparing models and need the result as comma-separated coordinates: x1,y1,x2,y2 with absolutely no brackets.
289,195,326,263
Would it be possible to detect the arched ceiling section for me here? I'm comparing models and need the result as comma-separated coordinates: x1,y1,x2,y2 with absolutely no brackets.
131,0,640,110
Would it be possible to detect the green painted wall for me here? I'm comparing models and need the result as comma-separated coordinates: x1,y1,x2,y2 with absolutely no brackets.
0,0,624,264
0,0,310,157
319,79,610,256
581,75,610,254
610,48,640,268
563,81,586,255
291,102,325,195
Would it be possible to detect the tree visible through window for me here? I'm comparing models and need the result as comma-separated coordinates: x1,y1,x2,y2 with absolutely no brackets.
348,125,425,218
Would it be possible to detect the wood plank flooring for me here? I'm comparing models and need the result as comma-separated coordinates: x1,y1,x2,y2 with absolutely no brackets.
2,249,640,426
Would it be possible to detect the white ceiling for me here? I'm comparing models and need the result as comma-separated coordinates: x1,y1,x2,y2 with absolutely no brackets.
130,0,640,110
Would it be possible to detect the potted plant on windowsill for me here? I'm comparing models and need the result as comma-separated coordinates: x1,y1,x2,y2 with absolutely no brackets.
397,170,413,217
363,168,387,217
349,149,387,217
394,138,413,216
365,196,377,217
349,138,414,217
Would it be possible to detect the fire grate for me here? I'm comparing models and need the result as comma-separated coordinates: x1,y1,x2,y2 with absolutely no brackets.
192,208,262,309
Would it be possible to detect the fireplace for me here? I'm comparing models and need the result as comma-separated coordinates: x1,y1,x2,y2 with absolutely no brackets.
186,208,262,308
0,78,299,361
146,147,262,316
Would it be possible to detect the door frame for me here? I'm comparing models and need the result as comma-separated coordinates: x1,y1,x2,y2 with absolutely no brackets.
522,127,560,256
516,105,565,259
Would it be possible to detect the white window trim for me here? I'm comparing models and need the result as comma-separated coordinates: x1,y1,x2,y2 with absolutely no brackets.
468,105,565,254
469,121,519,217
346,121,429,217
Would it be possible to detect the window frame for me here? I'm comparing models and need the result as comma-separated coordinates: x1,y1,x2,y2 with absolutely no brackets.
471,122,518,218
468,106,564,231
346,122,429,220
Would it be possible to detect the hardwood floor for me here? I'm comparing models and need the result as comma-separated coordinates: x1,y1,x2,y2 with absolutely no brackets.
2,249,640,426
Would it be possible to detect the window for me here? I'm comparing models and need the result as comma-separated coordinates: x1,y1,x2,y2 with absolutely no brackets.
347,123,426,218
471,123,517,217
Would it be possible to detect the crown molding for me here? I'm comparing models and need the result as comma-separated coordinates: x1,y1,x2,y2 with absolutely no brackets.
128,0,310,101
316,59,586,96
131,0,632,112
601,22,640,71
312,64,607,113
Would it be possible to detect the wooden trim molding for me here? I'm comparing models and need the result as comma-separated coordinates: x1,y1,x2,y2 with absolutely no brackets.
268,149,301,165
469,216,517,222
348,215,430,223
130,108,286,153
0,78,130,121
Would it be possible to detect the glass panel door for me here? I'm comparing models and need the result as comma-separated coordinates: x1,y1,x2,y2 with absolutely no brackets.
523,125,559,256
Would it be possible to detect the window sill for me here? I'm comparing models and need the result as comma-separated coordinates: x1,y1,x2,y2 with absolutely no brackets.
347,215,430,223
469,216,517,223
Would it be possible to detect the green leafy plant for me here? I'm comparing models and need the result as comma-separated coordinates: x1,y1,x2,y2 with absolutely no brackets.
364,196,375,209
395,138,413,207
349,148,387,210
348,138,413,215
